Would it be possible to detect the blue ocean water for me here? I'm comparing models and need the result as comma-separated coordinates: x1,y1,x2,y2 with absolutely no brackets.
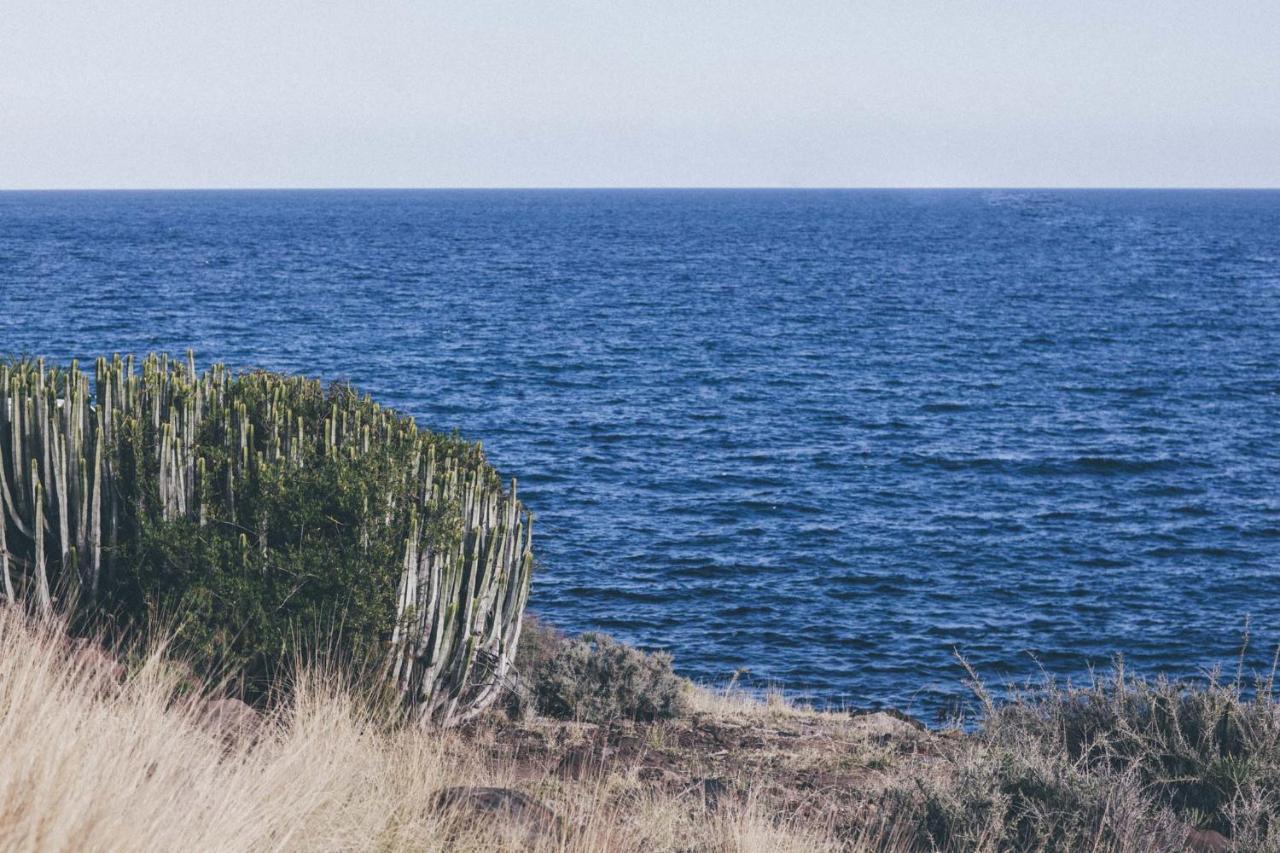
1,189,1278,718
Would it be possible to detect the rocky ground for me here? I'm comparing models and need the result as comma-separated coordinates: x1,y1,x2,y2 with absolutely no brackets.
430,692,953,849
3,610,1259,851
439,691,1237,852
469,699,945,822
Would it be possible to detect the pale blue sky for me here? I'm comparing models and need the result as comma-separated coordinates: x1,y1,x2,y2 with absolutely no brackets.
2,1,1277,188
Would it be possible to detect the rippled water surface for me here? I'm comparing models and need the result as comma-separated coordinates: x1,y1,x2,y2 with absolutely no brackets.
2,189,1278,717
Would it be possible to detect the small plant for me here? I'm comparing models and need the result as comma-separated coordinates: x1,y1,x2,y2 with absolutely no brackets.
522,627,688,722
977,662,1280,845
881,742,1188,852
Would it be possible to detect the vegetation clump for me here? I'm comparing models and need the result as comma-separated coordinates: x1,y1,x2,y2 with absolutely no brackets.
514,616,687,722
5,602,1280,852
0,354,533,724
867,660,1280,851
882,738,1188,851
976,665,1280,848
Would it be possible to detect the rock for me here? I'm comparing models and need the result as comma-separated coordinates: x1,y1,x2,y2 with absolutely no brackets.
848,709,927,739
556,744,605,780
69,638,125,693
671,776,733,812
197,698,263,745
637,765,682,785
698,777,729,812
1185,827,1230,853
433,787,563,845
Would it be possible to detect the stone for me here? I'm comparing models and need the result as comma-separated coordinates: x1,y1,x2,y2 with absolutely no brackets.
197,698,263,745
69,638,126,693
556,743,612,780
848,708,927,739
698,777,729,812
1185,827,1230,853
433,786,563,845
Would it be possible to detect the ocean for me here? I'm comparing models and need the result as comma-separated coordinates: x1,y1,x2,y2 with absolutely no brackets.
1,189,1277,718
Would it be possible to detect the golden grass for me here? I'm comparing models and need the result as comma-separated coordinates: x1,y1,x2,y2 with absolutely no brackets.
683,680,802,719
0,607,907,852
5,604,1233,851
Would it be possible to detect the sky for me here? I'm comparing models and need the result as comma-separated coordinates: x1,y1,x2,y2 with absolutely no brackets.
1,1,1277,189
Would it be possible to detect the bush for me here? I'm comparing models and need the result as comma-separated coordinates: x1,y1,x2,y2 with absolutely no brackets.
118,417,412,695
881,742,1187,852
976,664,1280,847
513,618,687,722
0,355,533,723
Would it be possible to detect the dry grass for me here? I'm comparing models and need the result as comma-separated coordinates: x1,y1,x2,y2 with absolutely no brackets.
5,605,1271,851
0,607,913,852
0,606,457,851
683,678,799,719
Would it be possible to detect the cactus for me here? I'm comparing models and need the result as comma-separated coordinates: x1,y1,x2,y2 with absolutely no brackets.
0,354,533,726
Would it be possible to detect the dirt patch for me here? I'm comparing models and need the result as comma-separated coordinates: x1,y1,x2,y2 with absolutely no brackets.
456,694,959,838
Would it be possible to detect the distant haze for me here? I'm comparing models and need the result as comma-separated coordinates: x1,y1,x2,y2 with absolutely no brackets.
2,1,1277,189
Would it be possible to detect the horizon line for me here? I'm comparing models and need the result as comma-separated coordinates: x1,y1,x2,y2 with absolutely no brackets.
3,185,1280,193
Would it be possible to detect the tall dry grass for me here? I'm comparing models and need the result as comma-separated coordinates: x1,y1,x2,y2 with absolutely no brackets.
0,607,865,852
7,603,1268,851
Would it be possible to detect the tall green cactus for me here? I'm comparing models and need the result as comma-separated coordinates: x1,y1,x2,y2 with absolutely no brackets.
0,354,533,726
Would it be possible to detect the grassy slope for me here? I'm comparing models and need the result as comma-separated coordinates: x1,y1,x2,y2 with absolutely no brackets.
0,608,863,852
1,607,1276,851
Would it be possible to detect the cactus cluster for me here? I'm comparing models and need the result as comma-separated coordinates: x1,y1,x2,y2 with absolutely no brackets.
0,353,533,726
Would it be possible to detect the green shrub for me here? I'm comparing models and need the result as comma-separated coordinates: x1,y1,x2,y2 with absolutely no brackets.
118,415,412,695
0,355,533,724
519,624,688,722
